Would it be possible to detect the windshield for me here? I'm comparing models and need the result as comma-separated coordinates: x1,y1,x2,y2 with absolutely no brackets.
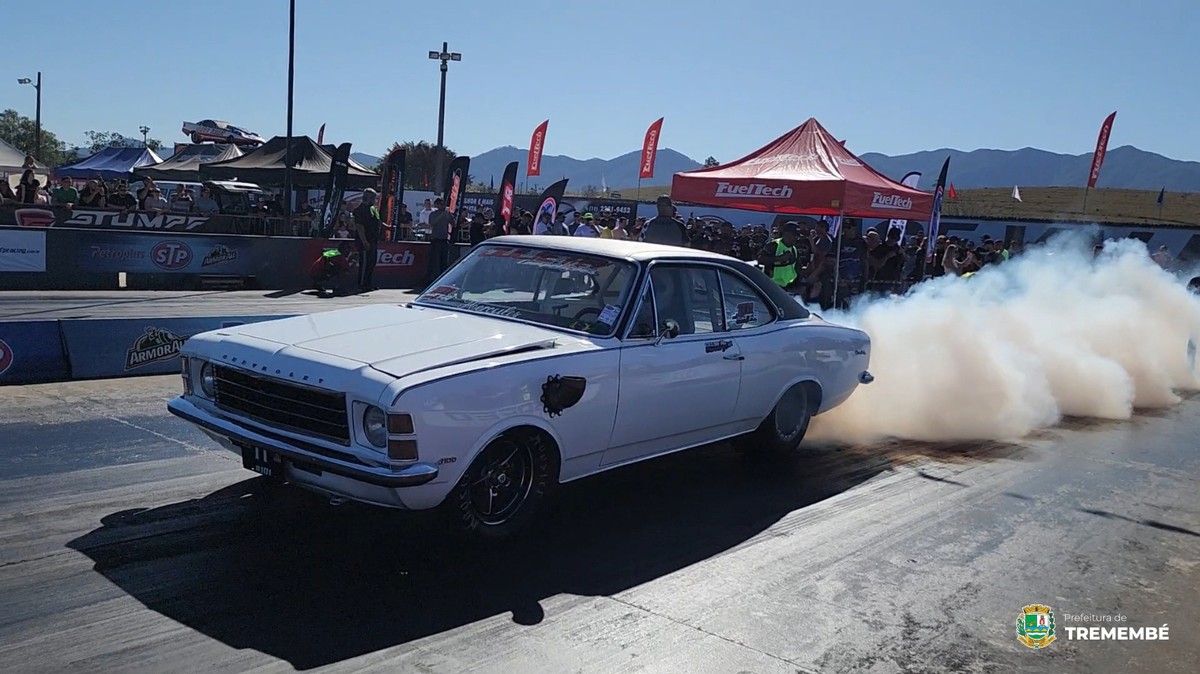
416,245,638,336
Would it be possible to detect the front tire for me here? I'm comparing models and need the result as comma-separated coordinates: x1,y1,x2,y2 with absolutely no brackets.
442,429,555,541
740,383,814,460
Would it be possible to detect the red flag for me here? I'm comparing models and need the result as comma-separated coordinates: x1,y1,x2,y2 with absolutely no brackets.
640,117,664,179
948,183,958,199
527,120,548,176
317,123,325,145
1087,111,1116,189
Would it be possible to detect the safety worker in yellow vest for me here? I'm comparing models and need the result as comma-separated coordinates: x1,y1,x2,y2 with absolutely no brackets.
758,221,803,290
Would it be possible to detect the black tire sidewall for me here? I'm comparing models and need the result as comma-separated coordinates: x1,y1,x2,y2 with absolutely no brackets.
443,430,554,541
748,385,812,457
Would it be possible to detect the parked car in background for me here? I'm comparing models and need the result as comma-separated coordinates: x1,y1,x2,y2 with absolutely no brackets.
181,120,266,147
168,237,874,540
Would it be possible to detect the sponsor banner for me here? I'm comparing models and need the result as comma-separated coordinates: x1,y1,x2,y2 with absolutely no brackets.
559,197,638,224
1089,111,1117,189
0,321,70,385
76,234,258,274
0,205,246,234
59,315,295,379
527,120,549,177
0,229,47,272
640,117,664,179
303,238,458,287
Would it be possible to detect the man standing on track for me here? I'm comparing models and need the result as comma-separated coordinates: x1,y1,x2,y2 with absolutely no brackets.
639,195,689,246
352,188,382,292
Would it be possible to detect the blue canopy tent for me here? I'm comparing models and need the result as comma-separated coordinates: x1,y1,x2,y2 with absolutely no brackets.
55,146,164,180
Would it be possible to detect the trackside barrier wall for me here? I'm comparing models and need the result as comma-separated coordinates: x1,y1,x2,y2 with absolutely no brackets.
0,226,469,291
0,321,71,386
58,315,297,381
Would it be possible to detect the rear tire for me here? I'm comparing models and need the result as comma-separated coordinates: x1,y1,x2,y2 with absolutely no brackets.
739,383,814,460
442,429,555,541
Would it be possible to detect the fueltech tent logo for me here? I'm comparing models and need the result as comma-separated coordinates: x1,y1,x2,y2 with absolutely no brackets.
871,192,913,210
714,182,794,199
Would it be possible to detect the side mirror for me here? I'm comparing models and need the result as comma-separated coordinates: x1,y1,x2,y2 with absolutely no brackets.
655,319,681,346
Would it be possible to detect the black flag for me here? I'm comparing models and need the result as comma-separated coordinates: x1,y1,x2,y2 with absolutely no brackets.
496,161,518,233
925,156,951,264
443,155,471,217
379,147,406,241
533,178,570,230
319,142,352,236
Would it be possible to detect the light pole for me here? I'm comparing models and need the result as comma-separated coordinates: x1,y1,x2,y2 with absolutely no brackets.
428,43,461,195
283,0,296,233
139,126,150,148
16,73,41,160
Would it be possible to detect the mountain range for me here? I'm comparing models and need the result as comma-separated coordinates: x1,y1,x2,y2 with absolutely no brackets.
350,145,1200,194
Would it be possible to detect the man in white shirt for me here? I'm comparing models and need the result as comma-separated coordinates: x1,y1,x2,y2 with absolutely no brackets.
573,212,600,237
534,211,565,235
417,198,434,226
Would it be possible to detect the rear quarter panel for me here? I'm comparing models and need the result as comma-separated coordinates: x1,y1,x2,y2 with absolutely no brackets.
736,319,871,422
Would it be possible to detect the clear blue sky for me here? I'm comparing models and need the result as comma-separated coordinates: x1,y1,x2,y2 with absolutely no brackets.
5,0,1198,163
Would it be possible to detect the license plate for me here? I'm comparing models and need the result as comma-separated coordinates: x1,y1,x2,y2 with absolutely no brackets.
241,444,283,478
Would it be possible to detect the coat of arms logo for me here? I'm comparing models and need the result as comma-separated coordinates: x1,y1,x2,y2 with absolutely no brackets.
1016,604,1057,649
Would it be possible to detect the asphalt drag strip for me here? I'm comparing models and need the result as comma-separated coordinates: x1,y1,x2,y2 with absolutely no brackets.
0,377,1197,673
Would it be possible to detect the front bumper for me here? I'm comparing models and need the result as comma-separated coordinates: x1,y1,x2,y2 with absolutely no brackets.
167,396,438,489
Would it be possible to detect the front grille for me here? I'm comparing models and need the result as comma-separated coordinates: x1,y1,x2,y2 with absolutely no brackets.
213,365,351,445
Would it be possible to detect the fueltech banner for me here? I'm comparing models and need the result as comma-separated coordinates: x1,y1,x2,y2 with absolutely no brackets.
1088,111,1117,189
527,120,548,176
640,117,664,179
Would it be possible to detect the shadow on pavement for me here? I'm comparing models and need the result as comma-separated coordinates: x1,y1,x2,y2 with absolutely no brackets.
66,442,917,670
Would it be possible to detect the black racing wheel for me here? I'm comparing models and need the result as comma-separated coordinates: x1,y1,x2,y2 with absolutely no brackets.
442,429,555,541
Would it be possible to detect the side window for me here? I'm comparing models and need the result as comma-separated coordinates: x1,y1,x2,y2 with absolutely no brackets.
720,270,775,330
629,282,657,338
650,266,725,335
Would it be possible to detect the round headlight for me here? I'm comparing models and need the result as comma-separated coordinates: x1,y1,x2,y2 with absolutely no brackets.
200,362,216,398
363,406,387,448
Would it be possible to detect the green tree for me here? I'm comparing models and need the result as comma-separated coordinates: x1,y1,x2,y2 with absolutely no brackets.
380,140,459,190
0,109,70,166
84,130,164,154
703,156,719,167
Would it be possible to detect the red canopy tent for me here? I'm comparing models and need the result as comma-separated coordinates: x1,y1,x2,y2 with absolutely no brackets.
671,117,933,220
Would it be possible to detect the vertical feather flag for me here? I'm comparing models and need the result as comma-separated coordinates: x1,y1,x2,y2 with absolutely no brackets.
379,147,406,241
948,183,957,200
443,155,470,218
640,117,664,179
317,123,326,145
497,161,518,232
1088,112,1117,188
527,120,549,177
888,172,922,239
318,142,351,235
1156,188,1165,205
925,157,950,263
1012,186,1022,202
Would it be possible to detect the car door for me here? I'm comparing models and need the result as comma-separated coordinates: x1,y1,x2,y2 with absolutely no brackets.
716,267,788,423
603,263,743,466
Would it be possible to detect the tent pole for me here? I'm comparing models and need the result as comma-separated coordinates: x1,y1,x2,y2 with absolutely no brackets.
832,212,844,309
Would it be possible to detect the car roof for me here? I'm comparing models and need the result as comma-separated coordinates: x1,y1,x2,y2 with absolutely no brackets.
482,235,733,263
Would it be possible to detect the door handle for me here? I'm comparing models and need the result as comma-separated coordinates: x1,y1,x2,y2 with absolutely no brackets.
723,354,744,361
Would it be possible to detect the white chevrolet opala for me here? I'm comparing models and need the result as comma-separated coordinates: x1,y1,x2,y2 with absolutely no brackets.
169,236,873,539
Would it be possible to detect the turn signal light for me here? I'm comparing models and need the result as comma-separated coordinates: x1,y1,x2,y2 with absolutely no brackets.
388,439,418,461
388,414,415,435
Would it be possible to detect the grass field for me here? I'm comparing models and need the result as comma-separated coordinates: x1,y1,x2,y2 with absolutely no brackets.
614,185,1200,227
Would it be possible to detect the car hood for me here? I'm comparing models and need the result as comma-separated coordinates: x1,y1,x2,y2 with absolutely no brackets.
211,304,569,380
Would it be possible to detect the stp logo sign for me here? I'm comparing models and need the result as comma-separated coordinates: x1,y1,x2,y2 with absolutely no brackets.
151,240,193,270
0,338,13,376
